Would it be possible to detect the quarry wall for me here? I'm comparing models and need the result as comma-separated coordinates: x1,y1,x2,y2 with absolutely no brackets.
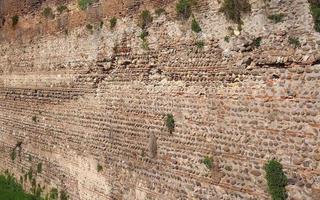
0,0,320,199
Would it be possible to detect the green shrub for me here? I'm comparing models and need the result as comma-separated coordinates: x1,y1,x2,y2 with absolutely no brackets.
288,36,301,48
219,0,251,24
57,5,68,14
97,164,103,172
141,40,149,50
268,13,285,23
43,7,54,19
0,171,41,200
196,41,204,48
50,188,59,200
176,0,194,19
252,37,262,48
203,156,213,169
110,17,117,29
78,0,92,10
264,159,288,200
191,17,201,32
155,8,166,16
139,10,153,29
37,163,42,173
12,15,19,27
224,35,230,42
166,114,175,134
310,2,320,32
139,30,149,40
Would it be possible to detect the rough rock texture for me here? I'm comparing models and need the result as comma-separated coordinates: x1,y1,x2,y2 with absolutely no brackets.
0,0,320,199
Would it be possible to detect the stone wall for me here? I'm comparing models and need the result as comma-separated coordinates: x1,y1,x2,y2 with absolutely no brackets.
0,0,320,199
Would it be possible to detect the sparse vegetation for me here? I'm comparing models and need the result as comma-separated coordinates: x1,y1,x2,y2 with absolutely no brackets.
37,163,42,173
42,7,54,19
219,0,251,24
110,17,117,29
203,156,213,169
155,8,166,16
224,35,230,42
196,41,204,48
57,5,68,14
288,36,301,48
176,0,192,19
264,159,288,200
0,170,42,200
97,163,103,172
141,40,149,50
12,15,19,27
310,1,320,32
268,13,285,23
139,10,153,29
252,37,262,48
191,17,201,33
166,114,175,134
49,188,59,200
78,0,93,10
139,30,149,40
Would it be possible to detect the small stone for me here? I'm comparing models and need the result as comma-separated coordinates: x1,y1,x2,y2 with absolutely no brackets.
251,170,261,177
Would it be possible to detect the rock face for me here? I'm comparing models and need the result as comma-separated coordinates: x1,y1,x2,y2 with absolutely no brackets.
0,0,320,199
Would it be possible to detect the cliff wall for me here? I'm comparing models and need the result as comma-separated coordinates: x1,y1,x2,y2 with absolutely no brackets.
0,0,320,199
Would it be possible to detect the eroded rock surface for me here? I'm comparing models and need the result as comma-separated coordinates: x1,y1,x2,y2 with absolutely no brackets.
0,0,320,199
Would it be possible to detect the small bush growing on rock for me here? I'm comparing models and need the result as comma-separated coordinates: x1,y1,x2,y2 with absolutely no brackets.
252,37,262,48
37,163,42,173
57,5,68,14
224,35,230,42
155,8,166,16
166,114,175,134
78,0,92,10
139,10,153,29
42,7,54,19
97,163,103,172
196,41,204,48
288,36,301,48
50,188,59,200
11,15,19,27
203,156,213,169
141,40,149,50
264,159,288,200
268,13,285,23
176,0,193,19
191,17,201,33
310,1,320,32
110,17,117,29
139,30,149,40
219,0,251,24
